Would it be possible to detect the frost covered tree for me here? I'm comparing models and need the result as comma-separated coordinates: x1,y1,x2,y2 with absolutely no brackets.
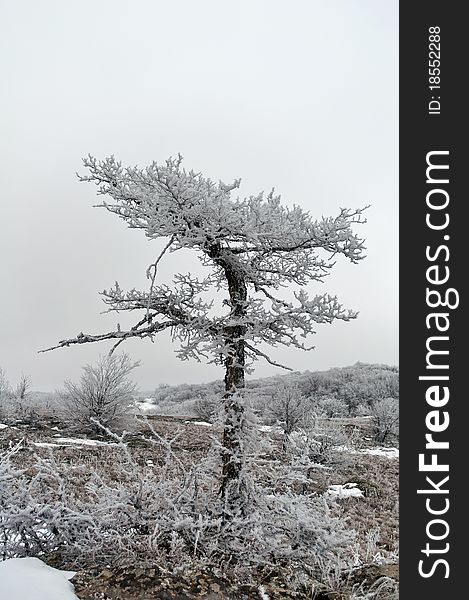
14,374,31,401
370,397,399,444
0,367,11,421
62,353,139,432
43,155,366,505
267,383,310,448
0,367,10,400
193,393,219,423
0,370,34,422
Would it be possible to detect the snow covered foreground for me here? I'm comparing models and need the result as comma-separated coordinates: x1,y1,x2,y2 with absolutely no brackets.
0,558,78,600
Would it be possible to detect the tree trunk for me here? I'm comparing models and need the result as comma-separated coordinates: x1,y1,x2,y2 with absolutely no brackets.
220,328,246,504
207,243,249,511
219,259,248,509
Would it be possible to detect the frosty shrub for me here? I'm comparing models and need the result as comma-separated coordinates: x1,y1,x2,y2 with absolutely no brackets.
0,426,355,579
62,353,139,432
0,367,9,398
193,394,220,423
14,374,31,401
151,398,199,417
356,403,373,417
316,396,348,418
351,577,399,600
267,383,311,434
370,397,399,444
287,421,349,466
0,367,11,421
11,375,37,423
0,370,38,424
266,383,314,453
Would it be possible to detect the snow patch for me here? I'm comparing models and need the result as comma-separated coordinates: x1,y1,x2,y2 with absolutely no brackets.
258,425,283,434
137,399,158,413
326,483,364,499
334,445,399,459
334,444,353,453
360,447,399,459
0,423,9,430
33,437,115,448
0,557,78,600
33,442,64,448
258,585,270,599
55,437,112,446
191,421,213,427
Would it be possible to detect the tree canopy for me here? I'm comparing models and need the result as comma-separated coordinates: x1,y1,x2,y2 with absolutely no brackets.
44,154,367,377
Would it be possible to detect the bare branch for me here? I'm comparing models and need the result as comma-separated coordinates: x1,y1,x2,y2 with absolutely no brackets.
245,343,293,371
40,321,174,353
146,235,176,319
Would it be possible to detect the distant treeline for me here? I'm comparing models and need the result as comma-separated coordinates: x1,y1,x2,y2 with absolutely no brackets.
144,362,399,416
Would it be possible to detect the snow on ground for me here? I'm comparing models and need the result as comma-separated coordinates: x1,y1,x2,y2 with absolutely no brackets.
55,437,112,446
0,423,9,429
33,437,115,448
33,442,66,448
334,445,353,453
0,557,78,600
258,425,283,434
360,447,399,459
258,585,271,599
335,445,399,460
326,483,364,499
191,421,213,427
137,398,158,413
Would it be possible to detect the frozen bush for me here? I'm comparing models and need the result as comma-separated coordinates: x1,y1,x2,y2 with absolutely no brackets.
152,398,198,417
61,353,140,432
316,396,348,418
14,374,31,401
0,371,37,424
351,577,399,600
266,383,314,451
287,421,350,466
0,367,10,399
370,397,399,444
193,394,220,423
0,425,355,578
356,403,372,417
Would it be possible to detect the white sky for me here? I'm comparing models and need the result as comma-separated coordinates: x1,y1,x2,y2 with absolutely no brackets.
0,0,398,391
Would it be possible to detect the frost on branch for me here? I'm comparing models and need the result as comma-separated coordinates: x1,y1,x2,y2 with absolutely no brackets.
43,154,367,370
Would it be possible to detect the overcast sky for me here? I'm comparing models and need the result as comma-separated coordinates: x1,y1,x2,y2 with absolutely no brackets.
0,1,398,391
